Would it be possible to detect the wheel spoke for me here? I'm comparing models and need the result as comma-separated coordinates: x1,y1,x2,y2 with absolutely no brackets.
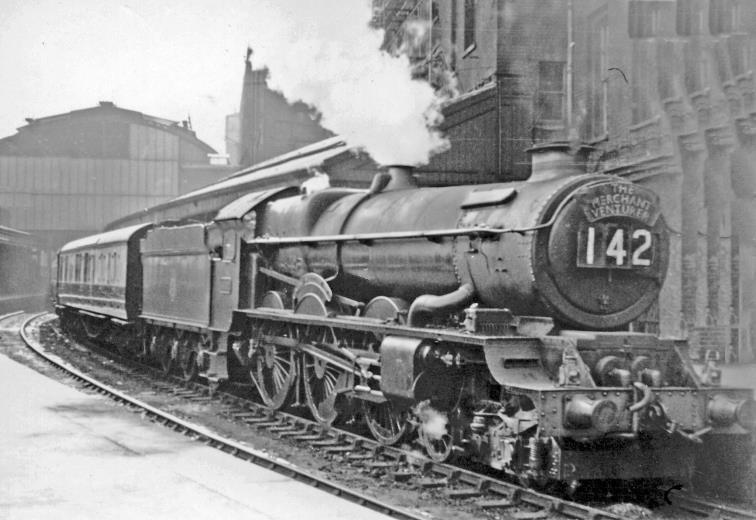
303,352,348,427
252,339,295,410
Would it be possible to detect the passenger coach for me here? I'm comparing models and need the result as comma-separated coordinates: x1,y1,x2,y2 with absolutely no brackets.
56,223,151,329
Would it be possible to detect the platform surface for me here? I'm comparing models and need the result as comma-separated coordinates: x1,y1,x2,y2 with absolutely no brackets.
0,351,391,520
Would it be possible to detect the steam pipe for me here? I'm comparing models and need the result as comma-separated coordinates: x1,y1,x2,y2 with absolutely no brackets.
629,381,653,413
407,284,475,328
368,172,391,194
607,382,652,440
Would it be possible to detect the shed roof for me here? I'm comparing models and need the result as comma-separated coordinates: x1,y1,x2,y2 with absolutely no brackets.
0,101,216,155
105,137,354,230
0,225,35,247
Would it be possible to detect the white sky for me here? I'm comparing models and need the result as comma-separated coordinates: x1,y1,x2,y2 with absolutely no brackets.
0,0,262,155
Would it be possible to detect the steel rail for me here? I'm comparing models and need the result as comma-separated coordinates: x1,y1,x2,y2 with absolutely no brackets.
0,310,25,321
664,488,756,520
18,312,426,520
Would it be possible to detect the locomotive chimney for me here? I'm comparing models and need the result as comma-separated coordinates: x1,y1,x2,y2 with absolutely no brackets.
385,165,417,190
526,142,595,183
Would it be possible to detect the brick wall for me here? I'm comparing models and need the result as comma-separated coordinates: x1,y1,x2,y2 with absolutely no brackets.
689,325,732,360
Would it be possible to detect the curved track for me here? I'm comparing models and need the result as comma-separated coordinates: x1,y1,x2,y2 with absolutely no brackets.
16,312,756,520
18,312,424,520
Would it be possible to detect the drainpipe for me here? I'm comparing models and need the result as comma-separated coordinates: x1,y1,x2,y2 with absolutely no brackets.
567,0,574,134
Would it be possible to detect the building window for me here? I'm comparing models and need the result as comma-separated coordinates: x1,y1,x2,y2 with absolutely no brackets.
629,0,674,38
657,41,679,99
451,0,457,46
587,6,608,139
537,61,565,121
464,0,475,54
728,34,749,76
677,0,707,35
631,43,655,124
684,43,707,93
714,41,733,83
709,0,738,35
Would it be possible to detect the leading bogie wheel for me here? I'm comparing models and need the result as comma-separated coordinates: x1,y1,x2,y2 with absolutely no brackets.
418,427,454,462
363,400,409,446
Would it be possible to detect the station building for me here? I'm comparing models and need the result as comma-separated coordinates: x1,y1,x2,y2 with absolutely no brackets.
372,0,756,362
0,102,233,251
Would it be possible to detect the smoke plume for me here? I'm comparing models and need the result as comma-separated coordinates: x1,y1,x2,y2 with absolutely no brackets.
245,0,450,166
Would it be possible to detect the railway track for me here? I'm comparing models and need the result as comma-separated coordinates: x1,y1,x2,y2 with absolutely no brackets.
663,489,756,520
15,312,756,520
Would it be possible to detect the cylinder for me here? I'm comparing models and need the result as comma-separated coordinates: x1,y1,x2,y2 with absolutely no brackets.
708,395,756,430
564,395,619,432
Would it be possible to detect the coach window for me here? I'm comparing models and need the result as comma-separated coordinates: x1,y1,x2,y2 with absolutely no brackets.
98,253,106,283
222,230,236,261
75,254,82,282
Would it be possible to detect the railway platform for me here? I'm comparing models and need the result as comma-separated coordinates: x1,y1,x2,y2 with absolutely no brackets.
0,352,392,520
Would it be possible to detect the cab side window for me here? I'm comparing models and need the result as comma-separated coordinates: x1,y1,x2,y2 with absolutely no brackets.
222,230,236,261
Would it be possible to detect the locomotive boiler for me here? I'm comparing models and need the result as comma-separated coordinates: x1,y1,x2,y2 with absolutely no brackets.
260,147,668,331
55,143,756,490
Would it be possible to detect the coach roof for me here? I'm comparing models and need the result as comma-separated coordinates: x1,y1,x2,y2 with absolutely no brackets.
59,223,152,253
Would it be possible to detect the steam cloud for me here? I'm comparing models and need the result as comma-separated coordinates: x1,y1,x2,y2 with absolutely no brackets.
415,400,448,441
245,0,450,166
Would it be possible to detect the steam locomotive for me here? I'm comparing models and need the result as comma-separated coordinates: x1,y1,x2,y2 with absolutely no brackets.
55,143,755,489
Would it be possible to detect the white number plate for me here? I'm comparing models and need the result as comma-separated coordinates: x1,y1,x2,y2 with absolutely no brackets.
577,224,653,268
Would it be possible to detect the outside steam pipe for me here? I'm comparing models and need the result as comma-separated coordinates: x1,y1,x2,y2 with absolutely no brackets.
407,284,475,328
